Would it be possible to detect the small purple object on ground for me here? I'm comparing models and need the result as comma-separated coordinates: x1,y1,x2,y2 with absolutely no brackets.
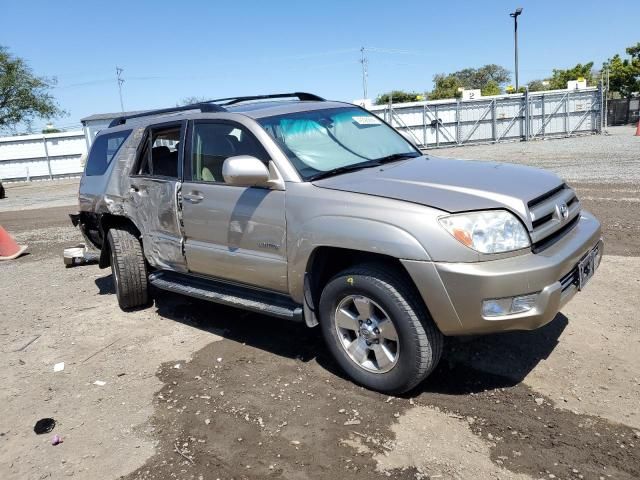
51,434,63,445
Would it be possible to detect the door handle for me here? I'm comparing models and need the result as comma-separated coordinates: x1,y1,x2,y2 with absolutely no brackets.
183,192,204,203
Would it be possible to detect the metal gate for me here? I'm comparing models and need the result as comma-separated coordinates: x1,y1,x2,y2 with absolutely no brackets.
607,98,640,126
369,85,604,148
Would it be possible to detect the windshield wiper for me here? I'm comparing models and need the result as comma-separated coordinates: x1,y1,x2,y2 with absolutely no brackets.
307,153,420,181
307,160,382,181
375,152,421,164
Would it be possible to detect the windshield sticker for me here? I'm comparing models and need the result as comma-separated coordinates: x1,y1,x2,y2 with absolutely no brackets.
352,116,381,126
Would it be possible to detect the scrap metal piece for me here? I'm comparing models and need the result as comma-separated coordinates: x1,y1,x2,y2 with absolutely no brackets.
63,244,99,267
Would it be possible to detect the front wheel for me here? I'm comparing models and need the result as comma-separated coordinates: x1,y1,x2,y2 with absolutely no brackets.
319,264,443,394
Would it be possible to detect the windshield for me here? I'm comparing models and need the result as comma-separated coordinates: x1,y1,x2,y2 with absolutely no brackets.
258,107,419,180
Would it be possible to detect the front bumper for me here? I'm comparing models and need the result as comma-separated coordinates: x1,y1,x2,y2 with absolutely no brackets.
402,210,603,335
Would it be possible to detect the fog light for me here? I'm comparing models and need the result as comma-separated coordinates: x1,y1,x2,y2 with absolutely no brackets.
482,293,538,317
510,294,538,313
481,298,512,317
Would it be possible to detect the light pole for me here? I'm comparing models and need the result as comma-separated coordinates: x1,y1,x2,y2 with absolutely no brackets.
510,7,523,90
360,47,368,100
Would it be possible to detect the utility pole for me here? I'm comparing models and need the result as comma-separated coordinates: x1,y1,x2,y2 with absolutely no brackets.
360,47,368,100
116,66,125,112
509,8,523,90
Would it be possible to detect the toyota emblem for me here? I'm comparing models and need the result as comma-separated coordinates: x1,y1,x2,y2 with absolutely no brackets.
559,202,569,220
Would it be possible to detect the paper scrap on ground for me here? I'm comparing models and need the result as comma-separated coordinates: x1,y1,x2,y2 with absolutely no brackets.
53,362,64,372
93,380,106,386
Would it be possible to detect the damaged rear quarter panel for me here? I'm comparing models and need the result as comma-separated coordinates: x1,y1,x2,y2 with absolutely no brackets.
78,126,186,271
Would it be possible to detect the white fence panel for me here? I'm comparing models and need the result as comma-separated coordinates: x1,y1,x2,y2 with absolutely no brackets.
0,131,86,181
368,86,603,148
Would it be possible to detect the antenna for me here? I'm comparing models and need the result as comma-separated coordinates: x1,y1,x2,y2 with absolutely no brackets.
116,66,125,113
360,47,368,100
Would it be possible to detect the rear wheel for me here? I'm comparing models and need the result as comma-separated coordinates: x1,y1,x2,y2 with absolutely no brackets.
107,227,149,310
319,264,443,394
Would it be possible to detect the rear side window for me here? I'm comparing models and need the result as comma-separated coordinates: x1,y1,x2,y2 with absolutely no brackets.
136,126,182,178
85,130,131,176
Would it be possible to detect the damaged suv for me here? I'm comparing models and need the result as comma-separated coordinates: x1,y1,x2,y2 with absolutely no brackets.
74,92,603,393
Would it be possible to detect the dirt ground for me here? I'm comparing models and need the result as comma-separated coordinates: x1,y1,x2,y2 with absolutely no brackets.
1,136,639,480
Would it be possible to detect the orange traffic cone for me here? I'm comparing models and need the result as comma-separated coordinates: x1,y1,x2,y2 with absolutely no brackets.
0,225,27,260
635,120,640,136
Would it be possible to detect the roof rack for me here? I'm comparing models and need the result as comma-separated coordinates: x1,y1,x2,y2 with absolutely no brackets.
213,92,325,106
108,103,225,128
107,92,325,128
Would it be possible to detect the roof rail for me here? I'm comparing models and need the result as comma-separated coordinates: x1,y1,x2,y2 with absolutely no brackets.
209,92,325,106
108,103,226,128
107,92,325,128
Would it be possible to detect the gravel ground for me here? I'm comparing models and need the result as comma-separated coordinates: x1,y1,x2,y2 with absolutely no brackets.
1,136,639,480
0,178,79,213
431,125,640,184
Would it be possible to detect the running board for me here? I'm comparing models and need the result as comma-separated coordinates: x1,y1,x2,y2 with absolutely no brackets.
148,271,304,322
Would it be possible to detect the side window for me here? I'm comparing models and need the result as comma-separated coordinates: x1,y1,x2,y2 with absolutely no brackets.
190,122,268,183
85,130,131,176
136,125,181,178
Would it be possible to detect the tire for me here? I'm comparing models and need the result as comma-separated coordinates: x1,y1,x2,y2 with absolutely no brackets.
0,182,5,199
107,227,149,310
319,263,443,394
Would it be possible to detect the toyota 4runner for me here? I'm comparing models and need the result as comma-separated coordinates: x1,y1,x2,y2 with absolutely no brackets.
73,92,603,393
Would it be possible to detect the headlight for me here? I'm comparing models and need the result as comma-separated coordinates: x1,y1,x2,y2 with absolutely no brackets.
439,210,530,253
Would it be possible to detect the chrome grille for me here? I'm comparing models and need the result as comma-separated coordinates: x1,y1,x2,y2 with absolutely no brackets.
528,184,581,251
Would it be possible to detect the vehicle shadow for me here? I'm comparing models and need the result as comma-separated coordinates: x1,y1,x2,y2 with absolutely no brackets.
150,283,323,363
95,275,115,295
412,314,568,396
95,272,568,394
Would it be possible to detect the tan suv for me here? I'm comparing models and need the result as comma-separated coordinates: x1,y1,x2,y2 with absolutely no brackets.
73,92,603,393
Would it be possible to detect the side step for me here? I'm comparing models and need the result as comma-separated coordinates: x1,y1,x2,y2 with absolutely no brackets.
149,271,304,322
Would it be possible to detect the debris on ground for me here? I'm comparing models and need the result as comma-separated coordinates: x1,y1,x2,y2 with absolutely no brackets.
33,418,56,434
53,362,65,372
63,244,99,267
51,434,63,446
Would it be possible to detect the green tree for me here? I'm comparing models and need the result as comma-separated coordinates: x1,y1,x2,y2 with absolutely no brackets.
429,74,464,100
526,79,548,92
178,96,210,106
481,80,501,96
0,46,63,132
429,64,510,99
374,90,422,105
603,43,640,98
42,123,61,134
547,62,594,90
454,64,511,90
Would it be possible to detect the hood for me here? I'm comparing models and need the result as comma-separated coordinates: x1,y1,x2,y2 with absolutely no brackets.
312,155,564,225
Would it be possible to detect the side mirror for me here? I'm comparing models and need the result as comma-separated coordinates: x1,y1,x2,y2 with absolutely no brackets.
222,155,270,187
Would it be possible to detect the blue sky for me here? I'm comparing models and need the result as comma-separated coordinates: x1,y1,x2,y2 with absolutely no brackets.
3,0,638,131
